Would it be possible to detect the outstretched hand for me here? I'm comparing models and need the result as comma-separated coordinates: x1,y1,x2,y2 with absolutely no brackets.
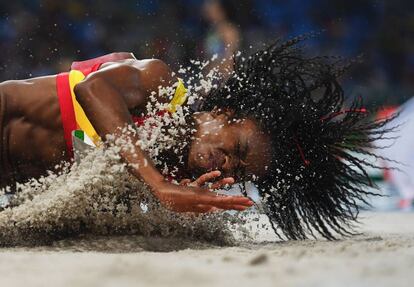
151,171,253,213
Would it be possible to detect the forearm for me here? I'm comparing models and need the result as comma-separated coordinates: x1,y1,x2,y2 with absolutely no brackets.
75,73,164,188
116,130,164,187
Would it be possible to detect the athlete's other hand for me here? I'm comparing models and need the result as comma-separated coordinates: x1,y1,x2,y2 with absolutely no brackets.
179,170,234,190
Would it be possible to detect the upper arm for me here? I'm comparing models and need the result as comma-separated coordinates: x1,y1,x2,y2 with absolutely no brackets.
73,59,175,138
75,59,174,110
75,63,142,110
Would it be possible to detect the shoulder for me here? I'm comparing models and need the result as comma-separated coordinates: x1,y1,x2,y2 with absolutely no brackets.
98,58,172,80
131,59,172,78
78,58,175,96
130,59,175,89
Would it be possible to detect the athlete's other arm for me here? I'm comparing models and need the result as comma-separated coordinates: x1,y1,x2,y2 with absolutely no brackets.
74,60,253,213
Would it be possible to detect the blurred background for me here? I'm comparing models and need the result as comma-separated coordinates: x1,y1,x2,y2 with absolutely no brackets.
0,0,413,209
1,0,413,106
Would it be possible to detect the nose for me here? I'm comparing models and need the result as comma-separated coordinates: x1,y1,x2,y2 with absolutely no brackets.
221,155,237,175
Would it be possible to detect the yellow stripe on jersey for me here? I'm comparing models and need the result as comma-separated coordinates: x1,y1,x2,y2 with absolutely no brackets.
69,70,102,146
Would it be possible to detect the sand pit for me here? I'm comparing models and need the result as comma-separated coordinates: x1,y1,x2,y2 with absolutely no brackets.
0,212,412,287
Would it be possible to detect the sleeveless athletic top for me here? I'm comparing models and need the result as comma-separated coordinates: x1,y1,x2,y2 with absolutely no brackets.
55,52,187,158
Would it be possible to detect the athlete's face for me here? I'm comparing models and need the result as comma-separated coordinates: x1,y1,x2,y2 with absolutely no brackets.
187,111,272,180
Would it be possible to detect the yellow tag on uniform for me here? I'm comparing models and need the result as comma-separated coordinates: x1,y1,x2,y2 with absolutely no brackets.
167,78,187,113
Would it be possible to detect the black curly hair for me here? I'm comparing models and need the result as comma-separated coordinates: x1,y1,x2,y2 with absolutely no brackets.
199,35,397,240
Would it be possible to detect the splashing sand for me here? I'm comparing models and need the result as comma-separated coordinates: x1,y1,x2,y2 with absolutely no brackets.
0,143,249,247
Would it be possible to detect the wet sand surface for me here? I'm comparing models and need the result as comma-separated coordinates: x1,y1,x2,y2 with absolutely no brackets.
0,212,412,287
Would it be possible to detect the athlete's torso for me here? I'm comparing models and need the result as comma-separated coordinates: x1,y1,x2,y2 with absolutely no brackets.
0,58,167,187
0,75,64,185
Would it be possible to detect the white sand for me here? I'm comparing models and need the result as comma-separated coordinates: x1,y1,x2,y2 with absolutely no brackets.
0,212,412,287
